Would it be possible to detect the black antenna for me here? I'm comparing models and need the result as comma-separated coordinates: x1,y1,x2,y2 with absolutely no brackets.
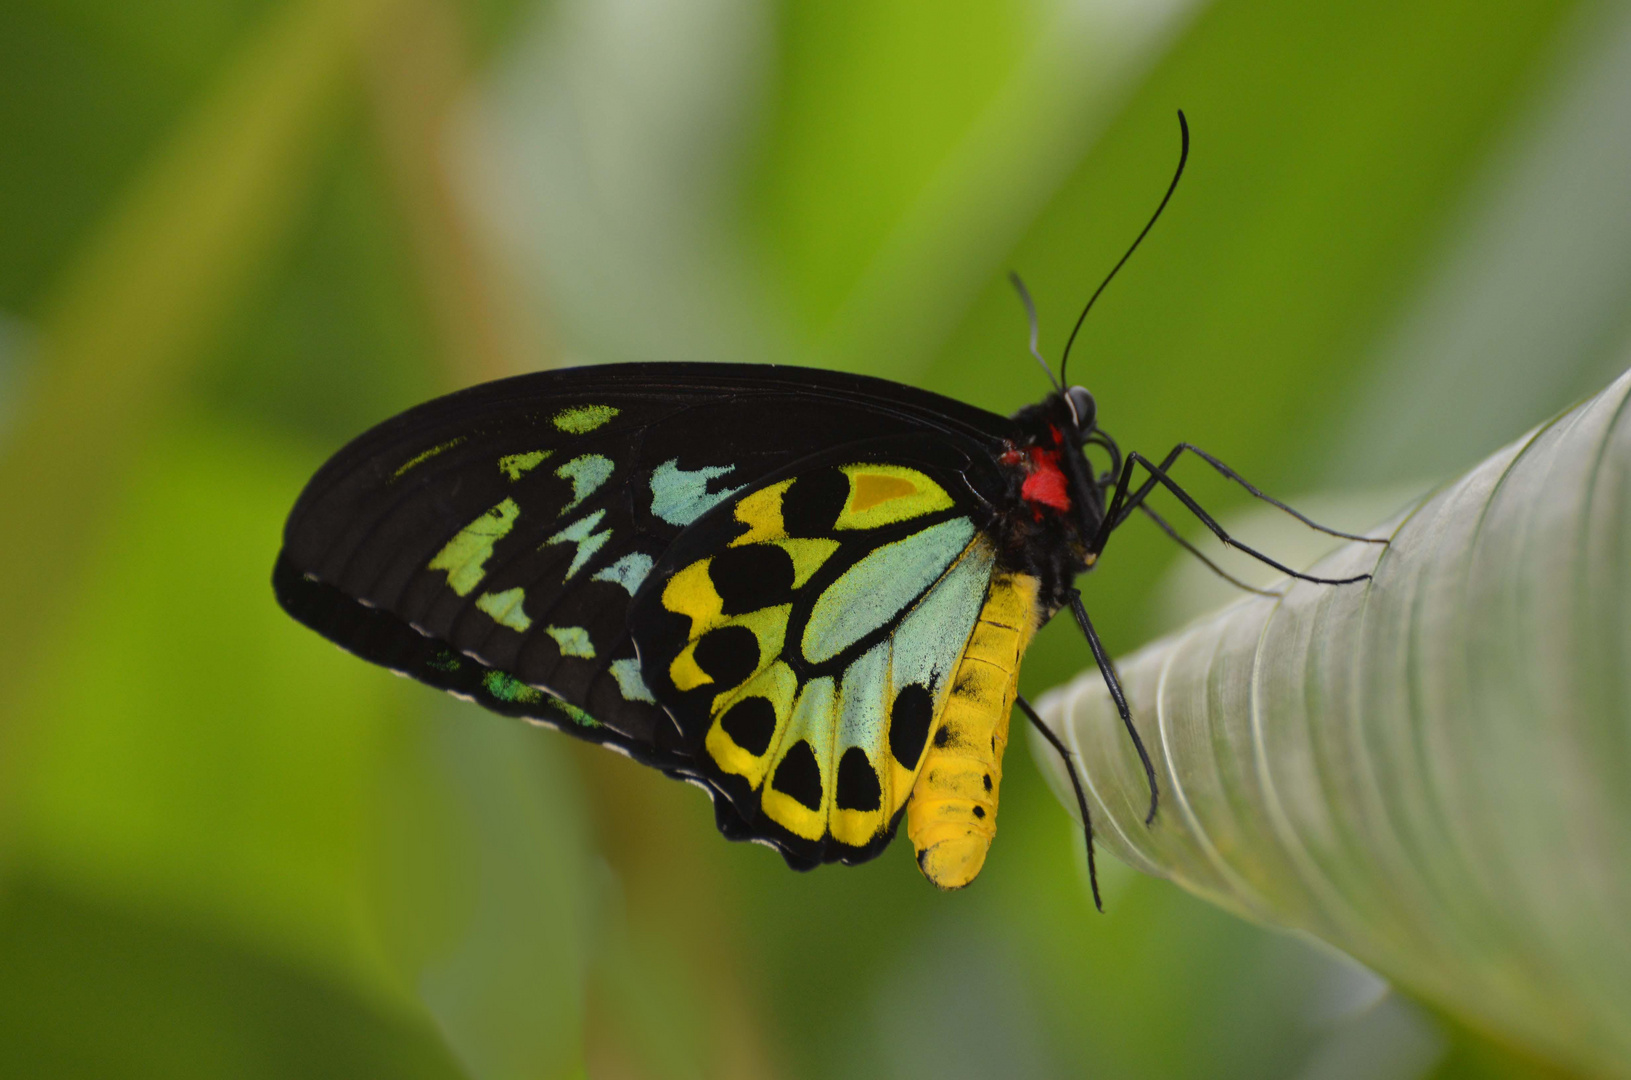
1059,110,1190,388
1008,272,1062,392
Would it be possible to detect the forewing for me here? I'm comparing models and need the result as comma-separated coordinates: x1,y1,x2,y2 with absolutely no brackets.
630,435,1008,868
276,363,1015,773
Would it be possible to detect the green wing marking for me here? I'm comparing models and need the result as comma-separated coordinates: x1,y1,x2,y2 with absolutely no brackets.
552,404,619,433
498,450,550,479
394,437,466,478
476,587,532,630
429,499,520,596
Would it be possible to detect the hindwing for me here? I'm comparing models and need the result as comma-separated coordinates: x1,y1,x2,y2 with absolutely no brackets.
629,439,1006,868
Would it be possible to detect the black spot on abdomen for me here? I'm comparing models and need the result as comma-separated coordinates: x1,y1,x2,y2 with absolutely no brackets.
835,747,881,812
773,740,823,810
889,684,933,770
693,626,759,688
719,696,777,756
710,545,794,614
782,468,849,536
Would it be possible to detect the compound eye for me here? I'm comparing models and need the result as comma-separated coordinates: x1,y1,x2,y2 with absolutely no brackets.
1066,386,1097,431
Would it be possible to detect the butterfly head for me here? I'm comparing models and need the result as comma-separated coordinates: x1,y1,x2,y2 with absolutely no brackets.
1064,385,1096,432
1060,384,1120,486
1003,388,1116,581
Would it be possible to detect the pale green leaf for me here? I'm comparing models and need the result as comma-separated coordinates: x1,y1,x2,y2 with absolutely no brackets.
1037,367,1631,1077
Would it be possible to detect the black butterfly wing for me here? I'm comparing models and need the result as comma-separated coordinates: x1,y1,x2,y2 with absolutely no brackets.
275,363,1018,781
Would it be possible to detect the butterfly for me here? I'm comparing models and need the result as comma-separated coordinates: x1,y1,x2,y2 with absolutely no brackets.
272,361,1105,885
272,113,1377,904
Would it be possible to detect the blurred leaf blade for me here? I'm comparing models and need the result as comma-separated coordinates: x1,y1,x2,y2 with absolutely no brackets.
751,0,1203,376
1037,368,1631,1077
364,0,547,387
372,702,593,1080
0,0,401,831
13,415,410,997
0,874,469,1080
1329,0,1631,487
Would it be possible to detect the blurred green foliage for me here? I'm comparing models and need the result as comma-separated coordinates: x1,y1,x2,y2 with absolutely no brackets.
0,0,1620,1076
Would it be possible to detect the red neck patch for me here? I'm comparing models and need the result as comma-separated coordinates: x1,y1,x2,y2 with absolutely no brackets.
1020,446,1071,514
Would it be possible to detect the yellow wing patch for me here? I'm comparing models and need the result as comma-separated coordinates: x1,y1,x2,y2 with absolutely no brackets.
726,478,839,585
834,464,953,529
730,480,791,545
661,558,791,694
758,678,839,841
705,661,799,783
776,538,841,587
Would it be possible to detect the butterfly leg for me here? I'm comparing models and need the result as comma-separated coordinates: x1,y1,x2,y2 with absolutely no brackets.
1136,503,1280,596
1068,590,1159,826
1092,451,1374,587
1130,443,1388,544
1017,693,1102,912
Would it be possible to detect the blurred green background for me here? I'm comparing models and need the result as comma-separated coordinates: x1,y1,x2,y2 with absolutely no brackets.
3,0,1628,1076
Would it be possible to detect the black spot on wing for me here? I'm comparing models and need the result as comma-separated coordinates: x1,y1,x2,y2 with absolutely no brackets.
933,724,955,749
772,740,823,811
835,747,881,812
889,684,933,770
693,626,759,688
709,545,794,615
719,697,777,757
781,468,848,536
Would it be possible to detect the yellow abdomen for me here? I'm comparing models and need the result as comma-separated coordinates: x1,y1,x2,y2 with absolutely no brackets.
906,572,1039,889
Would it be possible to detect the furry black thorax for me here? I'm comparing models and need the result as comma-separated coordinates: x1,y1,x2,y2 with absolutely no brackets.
988,392,1115,618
